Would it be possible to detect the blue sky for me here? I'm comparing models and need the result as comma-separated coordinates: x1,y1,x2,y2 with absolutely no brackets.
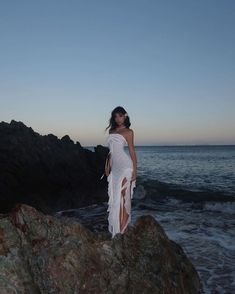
0,0,234,146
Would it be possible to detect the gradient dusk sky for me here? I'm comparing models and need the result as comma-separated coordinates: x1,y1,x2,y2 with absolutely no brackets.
1,0,234,146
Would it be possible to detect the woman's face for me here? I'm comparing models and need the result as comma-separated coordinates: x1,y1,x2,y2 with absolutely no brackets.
114,112,125,126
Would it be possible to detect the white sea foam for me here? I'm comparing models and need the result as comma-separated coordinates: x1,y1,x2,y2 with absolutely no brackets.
204,201,235,214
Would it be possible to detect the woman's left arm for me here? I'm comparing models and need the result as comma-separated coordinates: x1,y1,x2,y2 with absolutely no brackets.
127,129,137,181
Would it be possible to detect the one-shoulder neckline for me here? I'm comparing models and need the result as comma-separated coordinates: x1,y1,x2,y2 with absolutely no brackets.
108,133,128,144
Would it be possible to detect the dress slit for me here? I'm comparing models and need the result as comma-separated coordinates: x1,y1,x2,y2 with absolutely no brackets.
120,176,132,234
107,169,134,238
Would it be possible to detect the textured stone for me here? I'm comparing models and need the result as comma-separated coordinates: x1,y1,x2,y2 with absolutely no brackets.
0,204,203,293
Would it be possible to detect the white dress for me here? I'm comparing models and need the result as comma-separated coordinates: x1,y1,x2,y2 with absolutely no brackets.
101,133,136,238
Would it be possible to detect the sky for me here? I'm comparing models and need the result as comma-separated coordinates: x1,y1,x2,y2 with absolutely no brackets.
0,0,234,146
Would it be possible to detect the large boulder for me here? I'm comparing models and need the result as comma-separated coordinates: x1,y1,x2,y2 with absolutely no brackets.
0,204,203,293
0,120,109,214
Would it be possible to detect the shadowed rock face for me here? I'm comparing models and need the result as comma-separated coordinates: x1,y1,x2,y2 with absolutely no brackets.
0,120,109,214
0,204,203,293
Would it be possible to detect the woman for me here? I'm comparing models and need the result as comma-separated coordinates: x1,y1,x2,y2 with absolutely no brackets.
101,106,137,238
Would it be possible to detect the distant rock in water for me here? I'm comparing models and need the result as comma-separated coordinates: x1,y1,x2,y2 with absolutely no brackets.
0,120,109,214
0,204,203,293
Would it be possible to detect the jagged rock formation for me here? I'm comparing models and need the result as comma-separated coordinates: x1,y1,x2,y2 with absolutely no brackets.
0,120,109,214
0,204,203,293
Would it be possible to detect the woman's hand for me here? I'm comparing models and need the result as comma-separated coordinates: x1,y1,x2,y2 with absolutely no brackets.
131,170,137,182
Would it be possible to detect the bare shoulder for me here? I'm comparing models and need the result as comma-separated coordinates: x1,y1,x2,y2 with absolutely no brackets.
125,128,134,142
126,128,134,136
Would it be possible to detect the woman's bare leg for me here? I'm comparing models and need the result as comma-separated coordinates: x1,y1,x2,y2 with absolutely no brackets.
119,177,130,233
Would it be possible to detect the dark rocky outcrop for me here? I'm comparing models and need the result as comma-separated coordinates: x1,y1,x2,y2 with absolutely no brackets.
0,204,203,293
0,120,109,214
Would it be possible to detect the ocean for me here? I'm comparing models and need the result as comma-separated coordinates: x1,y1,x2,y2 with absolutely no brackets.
55,145,235,293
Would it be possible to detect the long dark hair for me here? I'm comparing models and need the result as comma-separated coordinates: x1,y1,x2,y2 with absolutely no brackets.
105,106,131,133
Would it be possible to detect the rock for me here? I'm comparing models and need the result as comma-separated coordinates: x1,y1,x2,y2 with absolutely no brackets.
0,203,203,293
0,120,109,214
61,134,74,144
